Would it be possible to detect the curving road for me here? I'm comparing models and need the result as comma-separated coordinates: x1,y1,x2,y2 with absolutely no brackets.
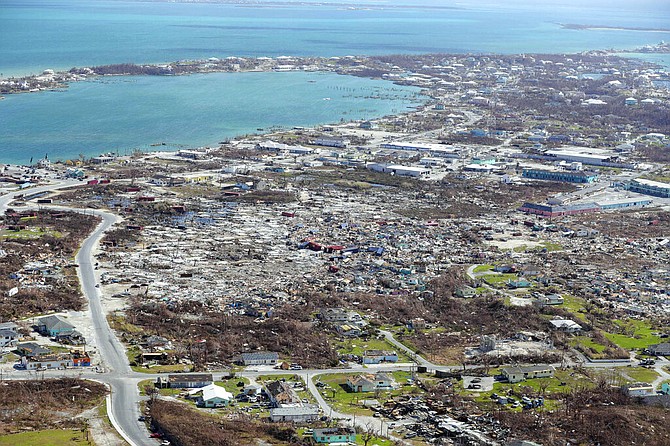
1,180,152,446
75,209,152,446
2,181,646,446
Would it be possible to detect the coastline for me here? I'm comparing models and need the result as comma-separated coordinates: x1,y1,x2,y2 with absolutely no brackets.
2,48,668,98
560,23,670,33
1,49,667,165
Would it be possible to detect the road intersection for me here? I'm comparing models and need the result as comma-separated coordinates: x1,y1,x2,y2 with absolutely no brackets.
1,178,651,446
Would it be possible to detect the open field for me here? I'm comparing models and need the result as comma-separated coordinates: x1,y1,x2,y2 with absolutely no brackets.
0,430,91,446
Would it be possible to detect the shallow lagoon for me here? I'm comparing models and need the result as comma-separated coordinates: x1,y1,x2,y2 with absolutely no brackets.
0,71,423,164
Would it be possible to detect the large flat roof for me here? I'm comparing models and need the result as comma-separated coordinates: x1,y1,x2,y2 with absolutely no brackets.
632,178,670,189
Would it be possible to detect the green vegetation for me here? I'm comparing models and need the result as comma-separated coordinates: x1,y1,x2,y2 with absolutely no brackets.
473,264,494,273
0,429,90,446
108,312,144,335
571,335,607,354
1,227,63,239
623,367,660,383
214,377,250,395
138,379,156,395
335,338,410,361
466,369,616,412
562,294,588,321
354,435,393,445
512,241,562,253
603,319,662,350
480,273,518,287
96,400,115,431
131,363,191,374
256,374,302,382
540,241,563,251
316,371,420,416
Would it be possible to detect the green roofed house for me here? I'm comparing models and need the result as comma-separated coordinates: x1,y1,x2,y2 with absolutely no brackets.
313,427,356,444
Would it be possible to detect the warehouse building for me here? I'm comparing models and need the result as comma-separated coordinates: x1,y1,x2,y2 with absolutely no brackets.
522,168,598,183
624,179,670,198
519,201,600,218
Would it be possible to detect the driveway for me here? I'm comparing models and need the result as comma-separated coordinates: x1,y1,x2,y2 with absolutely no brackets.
462,375,494,392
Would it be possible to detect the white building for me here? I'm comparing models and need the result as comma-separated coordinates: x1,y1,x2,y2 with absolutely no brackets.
190,384,234,408
269,405,320,423
240,351,279,366
624,383,655,397
502,365,555,383
549,318,582,333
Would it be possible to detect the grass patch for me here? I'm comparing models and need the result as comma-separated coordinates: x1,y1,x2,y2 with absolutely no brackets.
107,312,144,335
214,377,250,395
562,295,588,321
1,227,63,240
467,369,607,412
480,273,518,287
335,337,410,361
473,264,494,273
603,319,662,350
540,241,562,251
0,429,91,446
623,367,660,383
571,335,607,354
96,401,115,431
316,372,422,416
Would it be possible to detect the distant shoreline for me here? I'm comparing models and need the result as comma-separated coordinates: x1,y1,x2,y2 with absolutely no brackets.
560,23,670,33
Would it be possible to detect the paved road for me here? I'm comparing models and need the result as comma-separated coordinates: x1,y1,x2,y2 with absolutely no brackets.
1,182,152,446
75,209,152,446
0,178,80,213
1,183,643,446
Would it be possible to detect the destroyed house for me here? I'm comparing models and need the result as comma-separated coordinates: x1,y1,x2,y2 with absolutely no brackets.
0,329,18,348
265,380,301,407
319,308,363,324
15,342,51,357
21,353,75,370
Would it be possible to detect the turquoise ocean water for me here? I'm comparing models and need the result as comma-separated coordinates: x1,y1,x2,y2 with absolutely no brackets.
1,0,670,163
0,71,422,164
